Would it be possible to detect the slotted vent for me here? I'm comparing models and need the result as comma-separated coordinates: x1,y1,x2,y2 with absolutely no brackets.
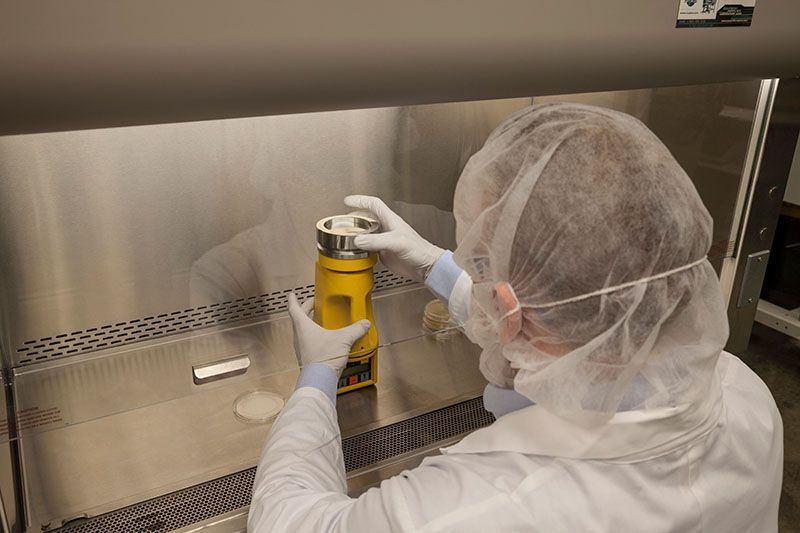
55,397,493,533
16,269,413,367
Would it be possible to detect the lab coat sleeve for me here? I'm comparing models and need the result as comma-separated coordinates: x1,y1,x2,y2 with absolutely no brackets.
248,387,397,532
448,271,472,327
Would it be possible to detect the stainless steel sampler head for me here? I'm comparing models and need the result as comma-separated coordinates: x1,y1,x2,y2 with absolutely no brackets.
316,215,380,259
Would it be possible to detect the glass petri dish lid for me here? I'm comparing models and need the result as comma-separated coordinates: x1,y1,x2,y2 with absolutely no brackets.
233,391,284,423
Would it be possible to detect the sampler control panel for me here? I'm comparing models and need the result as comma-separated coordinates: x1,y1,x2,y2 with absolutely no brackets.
337,354,377,393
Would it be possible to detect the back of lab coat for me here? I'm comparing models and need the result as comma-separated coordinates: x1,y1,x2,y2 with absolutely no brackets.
249,352,782,532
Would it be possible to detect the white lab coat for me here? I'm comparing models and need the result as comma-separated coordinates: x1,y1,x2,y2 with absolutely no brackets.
248,351,782,532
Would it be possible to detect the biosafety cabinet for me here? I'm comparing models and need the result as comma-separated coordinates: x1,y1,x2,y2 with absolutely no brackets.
0,1,799,531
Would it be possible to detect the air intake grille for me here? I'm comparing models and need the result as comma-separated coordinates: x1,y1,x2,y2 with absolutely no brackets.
344,395,495,471
16,269,413,367
55,397,493,533
57,469,256,533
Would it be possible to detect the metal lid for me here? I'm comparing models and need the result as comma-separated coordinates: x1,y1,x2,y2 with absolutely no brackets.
316,215,380,259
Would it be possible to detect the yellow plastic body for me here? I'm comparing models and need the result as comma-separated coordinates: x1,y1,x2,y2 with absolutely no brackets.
314,253,379,394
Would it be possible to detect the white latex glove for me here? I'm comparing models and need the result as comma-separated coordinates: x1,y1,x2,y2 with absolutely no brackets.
287,293,372,374
344,195,445,282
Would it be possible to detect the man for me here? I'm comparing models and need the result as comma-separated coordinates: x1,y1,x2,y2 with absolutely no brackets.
248,104,782,532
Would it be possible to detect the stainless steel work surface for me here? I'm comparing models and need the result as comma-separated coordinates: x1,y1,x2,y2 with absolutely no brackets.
15,286,486,529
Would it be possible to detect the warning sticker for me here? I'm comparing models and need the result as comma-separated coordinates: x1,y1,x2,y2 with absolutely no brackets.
0,406,65,438
676,0,756,27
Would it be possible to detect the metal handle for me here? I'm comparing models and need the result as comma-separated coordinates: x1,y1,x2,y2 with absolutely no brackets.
192,354,250,385
736,250,770,308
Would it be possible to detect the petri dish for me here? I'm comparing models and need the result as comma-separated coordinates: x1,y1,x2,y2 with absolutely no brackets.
233,391,284,423
423,299,452,331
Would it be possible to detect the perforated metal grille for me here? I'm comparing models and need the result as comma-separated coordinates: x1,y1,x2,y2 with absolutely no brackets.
16,269,413,367
56,469,256,533
55,397,493,533
344,396,495,471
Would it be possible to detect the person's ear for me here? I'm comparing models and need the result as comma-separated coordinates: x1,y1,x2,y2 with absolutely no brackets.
495,281,522,344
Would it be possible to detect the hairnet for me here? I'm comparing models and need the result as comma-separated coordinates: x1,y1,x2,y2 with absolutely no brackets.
453,103,729,416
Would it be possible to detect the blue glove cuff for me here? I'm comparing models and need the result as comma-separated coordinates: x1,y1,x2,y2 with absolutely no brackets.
296,363,339,405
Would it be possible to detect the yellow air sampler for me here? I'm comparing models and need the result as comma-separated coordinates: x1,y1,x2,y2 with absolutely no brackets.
314,215,381,394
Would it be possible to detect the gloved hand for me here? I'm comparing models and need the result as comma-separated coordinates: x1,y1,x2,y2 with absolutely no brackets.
344,195,445,282
287,293,372,374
